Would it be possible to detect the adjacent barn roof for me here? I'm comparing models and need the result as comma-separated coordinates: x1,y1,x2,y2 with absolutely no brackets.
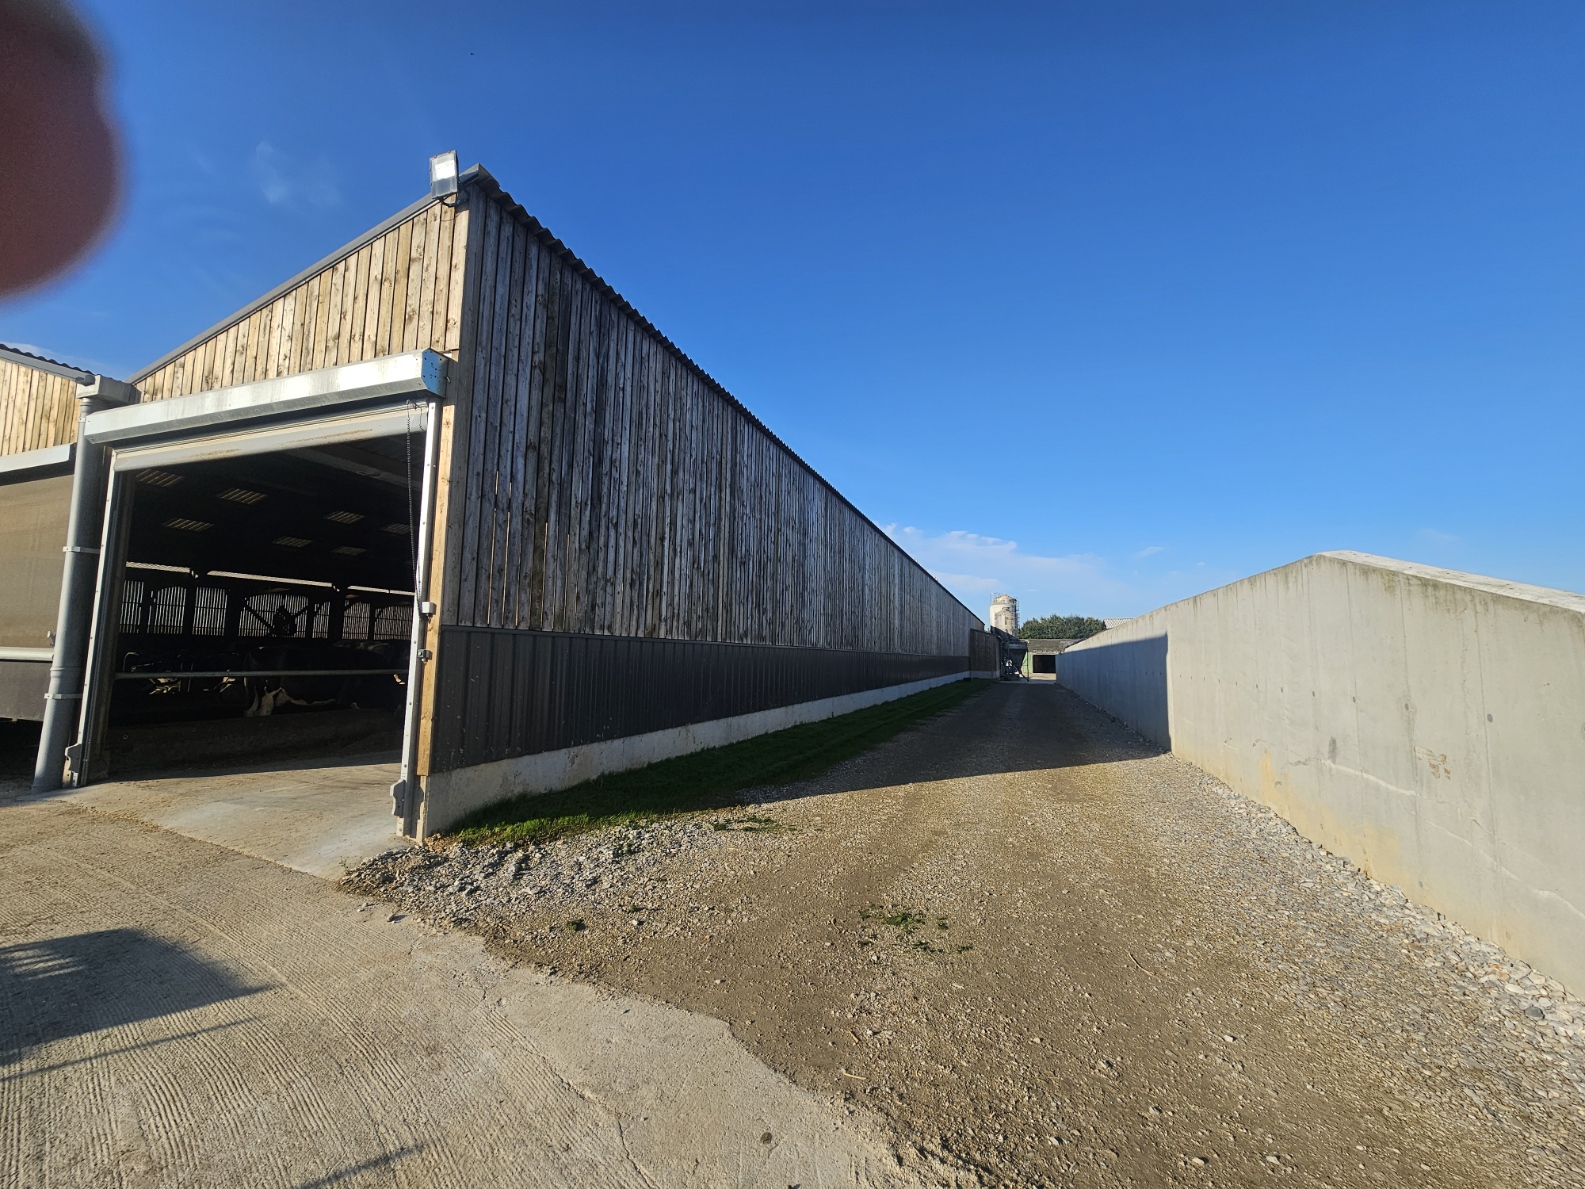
0,343,94,383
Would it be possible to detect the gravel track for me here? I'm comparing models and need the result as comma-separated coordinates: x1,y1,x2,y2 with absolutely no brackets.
351,681,1585,1187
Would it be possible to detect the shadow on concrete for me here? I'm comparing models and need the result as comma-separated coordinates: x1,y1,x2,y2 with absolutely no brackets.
96,746,403,784
752,680,1170,809
0,713,398,801
292,1146,426,1189
0,928,265,1062
0,719,41,787
1055,633,1171,749
102,710,403,779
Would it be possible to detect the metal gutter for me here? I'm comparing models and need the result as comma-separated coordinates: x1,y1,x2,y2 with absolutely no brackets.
0,442,75,476
0,647,55,662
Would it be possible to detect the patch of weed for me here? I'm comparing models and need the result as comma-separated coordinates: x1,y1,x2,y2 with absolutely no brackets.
448,680,991,847
859,904,971,956
564,918,586,933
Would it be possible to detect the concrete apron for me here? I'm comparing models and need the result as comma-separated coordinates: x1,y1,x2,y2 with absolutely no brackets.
15,759,921,1185
55,754,408,879
3,794,914,1188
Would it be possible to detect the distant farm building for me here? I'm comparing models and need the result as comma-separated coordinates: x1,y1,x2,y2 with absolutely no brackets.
1021,637,1077,677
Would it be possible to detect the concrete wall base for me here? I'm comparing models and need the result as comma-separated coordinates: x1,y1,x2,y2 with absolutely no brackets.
417,671,971,838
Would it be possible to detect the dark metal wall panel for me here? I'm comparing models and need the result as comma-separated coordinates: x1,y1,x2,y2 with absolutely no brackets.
428,625,968,772
0,660,49,721
0,472,73,650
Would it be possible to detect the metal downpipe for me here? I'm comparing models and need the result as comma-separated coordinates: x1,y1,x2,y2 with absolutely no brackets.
32,378,135,792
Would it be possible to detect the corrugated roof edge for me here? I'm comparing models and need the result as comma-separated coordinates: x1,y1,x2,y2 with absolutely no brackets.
466,168,985,630
0,342,94,382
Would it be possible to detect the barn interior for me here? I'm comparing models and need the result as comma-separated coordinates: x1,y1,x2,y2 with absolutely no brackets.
98,432,421,776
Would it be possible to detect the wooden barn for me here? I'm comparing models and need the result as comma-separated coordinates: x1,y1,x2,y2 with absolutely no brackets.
6,154,985,838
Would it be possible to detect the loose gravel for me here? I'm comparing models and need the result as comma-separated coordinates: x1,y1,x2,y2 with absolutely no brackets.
348,683,1584,1187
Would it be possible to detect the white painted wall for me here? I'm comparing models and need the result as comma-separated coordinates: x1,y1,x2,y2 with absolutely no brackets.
1057,551,1585,992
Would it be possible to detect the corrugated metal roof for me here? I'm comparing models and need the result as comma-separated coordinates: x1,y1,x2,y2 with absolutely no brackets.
0,342,94,383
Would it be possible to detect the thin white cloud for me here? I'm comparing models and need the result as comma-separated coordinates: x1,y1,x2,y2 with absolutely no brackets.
251,141,341,210
1419,528,1460,545
1134,545,1164,559
929,570,1000,593
884,525,1140,618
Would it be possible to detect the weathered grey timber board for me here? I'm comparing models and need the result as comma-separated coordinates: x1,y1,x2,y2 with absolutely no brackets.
440,175,978,659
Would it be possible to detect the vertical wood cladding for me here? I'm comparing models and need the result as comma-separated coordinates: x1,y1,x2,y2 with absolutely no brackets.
969,629,998,674
442,178,979,659
132,198,468,399
0,360,80,456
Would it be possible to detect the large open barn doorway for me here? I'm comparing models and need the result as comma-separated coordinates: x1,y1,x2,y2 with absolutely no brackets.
88,435,421,776
68,387,440,838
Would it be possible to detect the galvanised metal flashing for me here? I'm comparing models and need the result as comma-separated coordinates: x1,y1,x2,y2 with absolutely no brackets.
0,343,94,383
0,442,76,476
88,350,448,446
460,168,985,628
0,647,55,662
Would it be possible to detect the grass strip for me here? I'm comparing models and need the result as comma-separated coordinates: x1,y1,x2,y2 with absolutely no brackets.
449,678,992,847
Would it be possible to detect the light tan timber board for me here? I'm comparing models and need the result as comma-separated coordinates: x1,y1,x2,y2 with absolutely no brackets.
132,197,456,399
0,360,80,456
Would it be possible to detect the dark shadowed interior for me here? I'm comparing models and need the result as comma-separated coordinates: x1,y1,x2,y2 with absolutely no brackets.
100,433,421,773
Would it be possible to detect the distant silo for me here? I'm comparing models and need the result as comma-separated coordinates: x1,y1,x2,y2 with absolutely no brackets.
989,594,1018,634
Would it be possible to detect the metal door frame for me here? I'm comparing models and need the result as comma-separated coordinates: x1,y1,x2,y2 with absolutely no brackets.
70,397,442,835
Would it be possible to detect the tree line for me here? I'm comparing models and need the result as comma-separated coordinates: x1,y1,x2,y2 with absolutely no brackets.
1018,614,1107,640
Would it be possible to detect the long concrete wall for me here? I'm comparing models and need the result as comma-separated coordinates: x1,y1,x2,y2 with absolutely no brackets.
1057,551,1585,992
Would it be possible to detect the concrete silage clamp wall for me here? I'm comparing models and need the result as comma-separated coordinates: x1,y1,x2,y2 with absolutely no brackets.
1056,550,1585,992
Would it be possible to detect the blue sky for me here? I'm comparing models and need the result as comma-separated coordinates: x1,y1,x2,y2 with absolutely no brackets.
3,1,1581,618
